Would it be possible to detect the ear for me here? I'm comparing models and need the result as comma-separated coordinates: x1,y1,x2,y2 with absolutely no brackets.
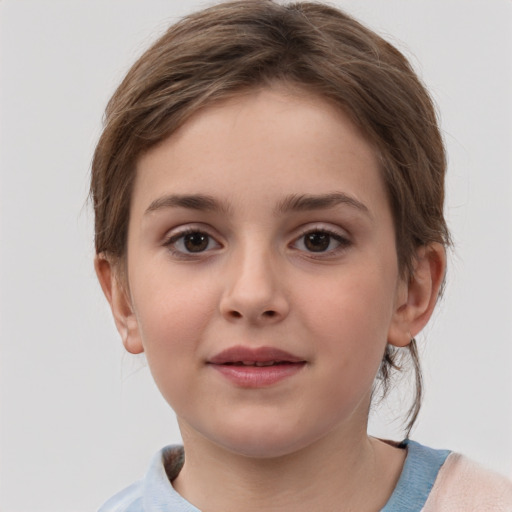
94,254,144,354
388,243,446,347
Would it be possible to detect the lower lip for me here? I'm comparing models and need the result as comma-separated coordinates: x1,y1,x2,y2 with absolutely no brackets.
209,363,306,388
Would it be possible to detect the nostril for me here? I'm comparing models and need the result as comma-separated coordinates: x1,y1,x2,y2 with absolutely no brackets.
230,311,243,319
263,310,276,318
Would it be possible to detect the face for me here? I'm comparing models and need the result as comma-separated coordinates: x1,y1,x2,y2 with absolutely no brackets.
117,87,409,458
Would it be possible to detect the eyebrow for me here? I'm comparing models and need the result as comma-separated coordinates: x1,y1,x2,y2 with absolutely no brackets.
275,193,371,217
144,192,370,218
145,194,231,215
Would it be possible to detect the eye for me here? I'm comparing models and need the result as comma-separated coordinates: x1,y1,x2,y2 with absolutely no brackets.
165,229,221,255
292,228,349,254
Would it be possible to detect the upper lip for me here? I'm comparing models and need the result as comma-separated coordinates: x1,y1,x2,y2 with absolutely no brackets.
208,345,305,365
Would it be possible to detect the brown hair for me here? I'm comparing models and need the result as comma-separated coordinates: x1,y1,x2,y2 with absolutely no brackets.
91,0,451,434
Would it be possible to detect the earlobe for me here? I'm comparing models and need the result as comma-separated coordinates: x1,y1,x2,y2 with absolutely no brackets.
94,255,144,354
388,243,446,347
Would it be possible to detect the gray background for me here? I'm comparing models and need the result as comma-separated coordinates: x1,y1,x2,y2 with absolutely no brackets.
1,1,511,510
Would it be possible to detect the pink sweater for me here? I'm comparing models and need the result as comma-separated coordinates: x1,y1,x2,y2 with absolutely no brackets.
423,453,512,511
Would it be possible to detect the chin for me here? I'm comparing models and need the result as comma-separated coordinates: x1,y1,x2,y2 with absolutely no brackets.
204,419,326,460
219,435,308,459
178,399,356,460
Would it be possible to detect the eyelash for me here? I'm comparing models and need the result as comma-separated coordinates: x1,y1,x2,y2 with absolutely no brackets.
291,227,351,257
163,226,351,258
164,228,221,258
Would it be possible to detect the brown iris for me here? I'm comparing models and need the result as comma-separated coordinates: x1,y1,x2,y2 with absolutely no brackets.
184,232,209,252
304,232,330,252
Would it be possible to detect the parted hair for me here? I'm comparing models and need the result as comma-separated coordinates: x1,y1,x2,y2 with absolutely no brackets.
91,0,451,434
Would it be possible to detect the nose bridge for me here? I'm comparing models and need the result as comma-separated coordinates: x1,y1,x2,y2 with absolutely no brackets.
220,233,288,323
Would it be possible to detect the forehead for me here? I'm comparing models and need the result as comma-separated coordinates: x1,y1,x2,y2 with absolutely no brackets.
132,86,386,217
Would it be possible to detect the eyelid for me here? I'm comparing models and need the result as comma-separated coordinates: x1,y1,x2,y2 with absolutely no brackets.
294,222,350,240
163,222,219,239
163,224,223,257
290,223,352,255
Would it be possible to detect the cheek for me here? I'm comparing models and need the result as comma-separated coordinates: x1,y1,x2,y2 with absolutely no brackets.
297,266,395,368
130,267,219,383
302,268,395,328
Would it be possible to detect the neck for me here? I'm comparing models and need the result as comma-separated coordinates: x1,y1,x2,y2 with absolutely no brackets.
172,426,405,512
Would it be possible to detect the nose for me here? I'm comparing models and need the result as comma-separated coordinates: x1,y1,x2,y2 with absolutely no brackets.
219,245,290,325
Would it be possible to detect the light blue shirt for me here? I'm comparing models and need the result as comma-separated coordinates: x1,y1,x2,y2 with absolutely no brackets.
98,440,451,512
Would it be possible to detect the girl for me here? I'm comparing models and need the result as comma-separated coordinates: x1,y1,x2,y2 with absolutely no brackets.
91,1,512,510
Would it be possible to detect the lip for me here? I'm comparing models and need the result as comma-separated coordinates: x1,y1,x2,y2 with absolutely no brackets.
207,345,306,388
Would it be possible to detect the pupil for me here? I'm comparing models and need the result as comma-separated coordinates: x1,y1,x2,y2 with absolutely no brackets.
184,233,208,252
305,233,329,252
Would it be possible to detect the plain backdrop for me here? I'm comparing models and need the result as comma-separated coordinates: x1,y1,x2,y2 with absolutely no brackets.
1,1,511,510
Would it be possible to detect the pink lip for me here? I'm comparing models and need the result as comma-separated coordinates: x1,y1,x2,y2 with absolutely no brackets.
207,345,306,388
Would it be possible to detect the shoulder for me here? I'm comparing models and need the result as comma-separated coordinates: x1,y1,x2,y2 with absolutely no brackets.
383,440,512,512
423,452,512,512
97,480,144,512
97,445,186,512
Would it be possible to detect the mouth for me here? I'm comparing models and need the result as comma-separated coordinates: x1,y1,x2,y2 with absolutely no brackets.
207,346,306,387
221,360,298,367
208,345,305,365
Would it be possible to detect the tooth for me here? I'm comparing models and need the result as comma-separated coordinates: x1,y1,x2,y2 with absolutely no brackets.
242,361,254,366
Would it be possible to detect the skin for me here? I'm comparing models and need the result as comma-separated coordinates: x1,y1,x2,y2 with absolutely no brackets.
96,86,446,511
